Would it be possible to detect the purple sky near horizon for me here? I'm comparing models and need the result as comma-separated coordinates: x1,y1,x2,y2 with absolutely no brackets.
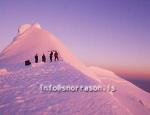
0,0,150,79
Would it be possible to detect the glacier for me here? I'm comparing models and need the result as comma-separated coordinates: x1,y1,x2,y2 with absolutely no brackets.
0,23,150,115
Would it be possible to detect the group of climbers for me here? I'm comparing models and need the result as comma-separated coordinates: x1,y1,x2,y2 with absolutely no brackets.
34,50,59,63
25,50,59,66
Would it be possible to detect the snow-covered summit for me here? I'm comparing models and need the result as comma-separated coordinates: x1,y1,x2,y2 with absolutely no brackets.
0,23,150,115
0,23,95,77
18,24,31,34
18,23,41,34
0,23,78,64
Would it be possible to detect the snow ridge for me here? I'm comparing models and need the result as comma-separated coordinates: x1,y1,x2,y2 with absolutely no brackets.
0,23,150,115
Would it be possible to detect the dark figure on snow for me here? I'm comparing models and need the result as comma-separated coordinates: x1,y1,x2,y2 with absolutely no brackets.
35,54,38,63
54,51,59,61
25,60,31,66
49,51,53,62
42,54,46,62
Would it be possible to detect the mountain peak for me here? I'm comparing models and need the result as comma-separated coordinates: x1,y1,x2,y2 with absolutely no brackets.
0,23,96,78
18,23,41,34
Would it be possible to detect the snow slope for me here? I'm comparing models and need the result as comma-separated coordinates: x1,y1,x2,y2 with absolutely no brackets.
0,23,150,115
89,66,150,114
0,23,95,78
0,62,150,115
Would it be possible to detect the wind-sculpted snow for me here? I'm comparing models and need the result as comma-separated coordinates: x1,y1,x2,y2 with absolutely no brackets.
0,23,95,78
18,24,32,34
90,66,150,114
0,23,150,115
0,62,120,115
0,62,150,115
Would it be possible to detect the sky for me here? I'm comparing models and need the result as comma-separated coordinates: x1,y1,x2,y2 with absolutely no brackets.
0,0,150,79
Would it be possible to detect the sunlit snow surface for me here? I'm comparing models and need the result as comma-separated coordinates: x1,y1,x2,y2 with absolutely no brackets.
0,24,150,115
0,62,150,115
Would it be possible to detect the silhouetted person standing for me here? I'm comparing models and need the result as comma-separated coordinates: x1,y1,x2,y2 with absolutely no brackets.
35,54,38,63
49,51,53,62
54,51,59,61
42,54,46,62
